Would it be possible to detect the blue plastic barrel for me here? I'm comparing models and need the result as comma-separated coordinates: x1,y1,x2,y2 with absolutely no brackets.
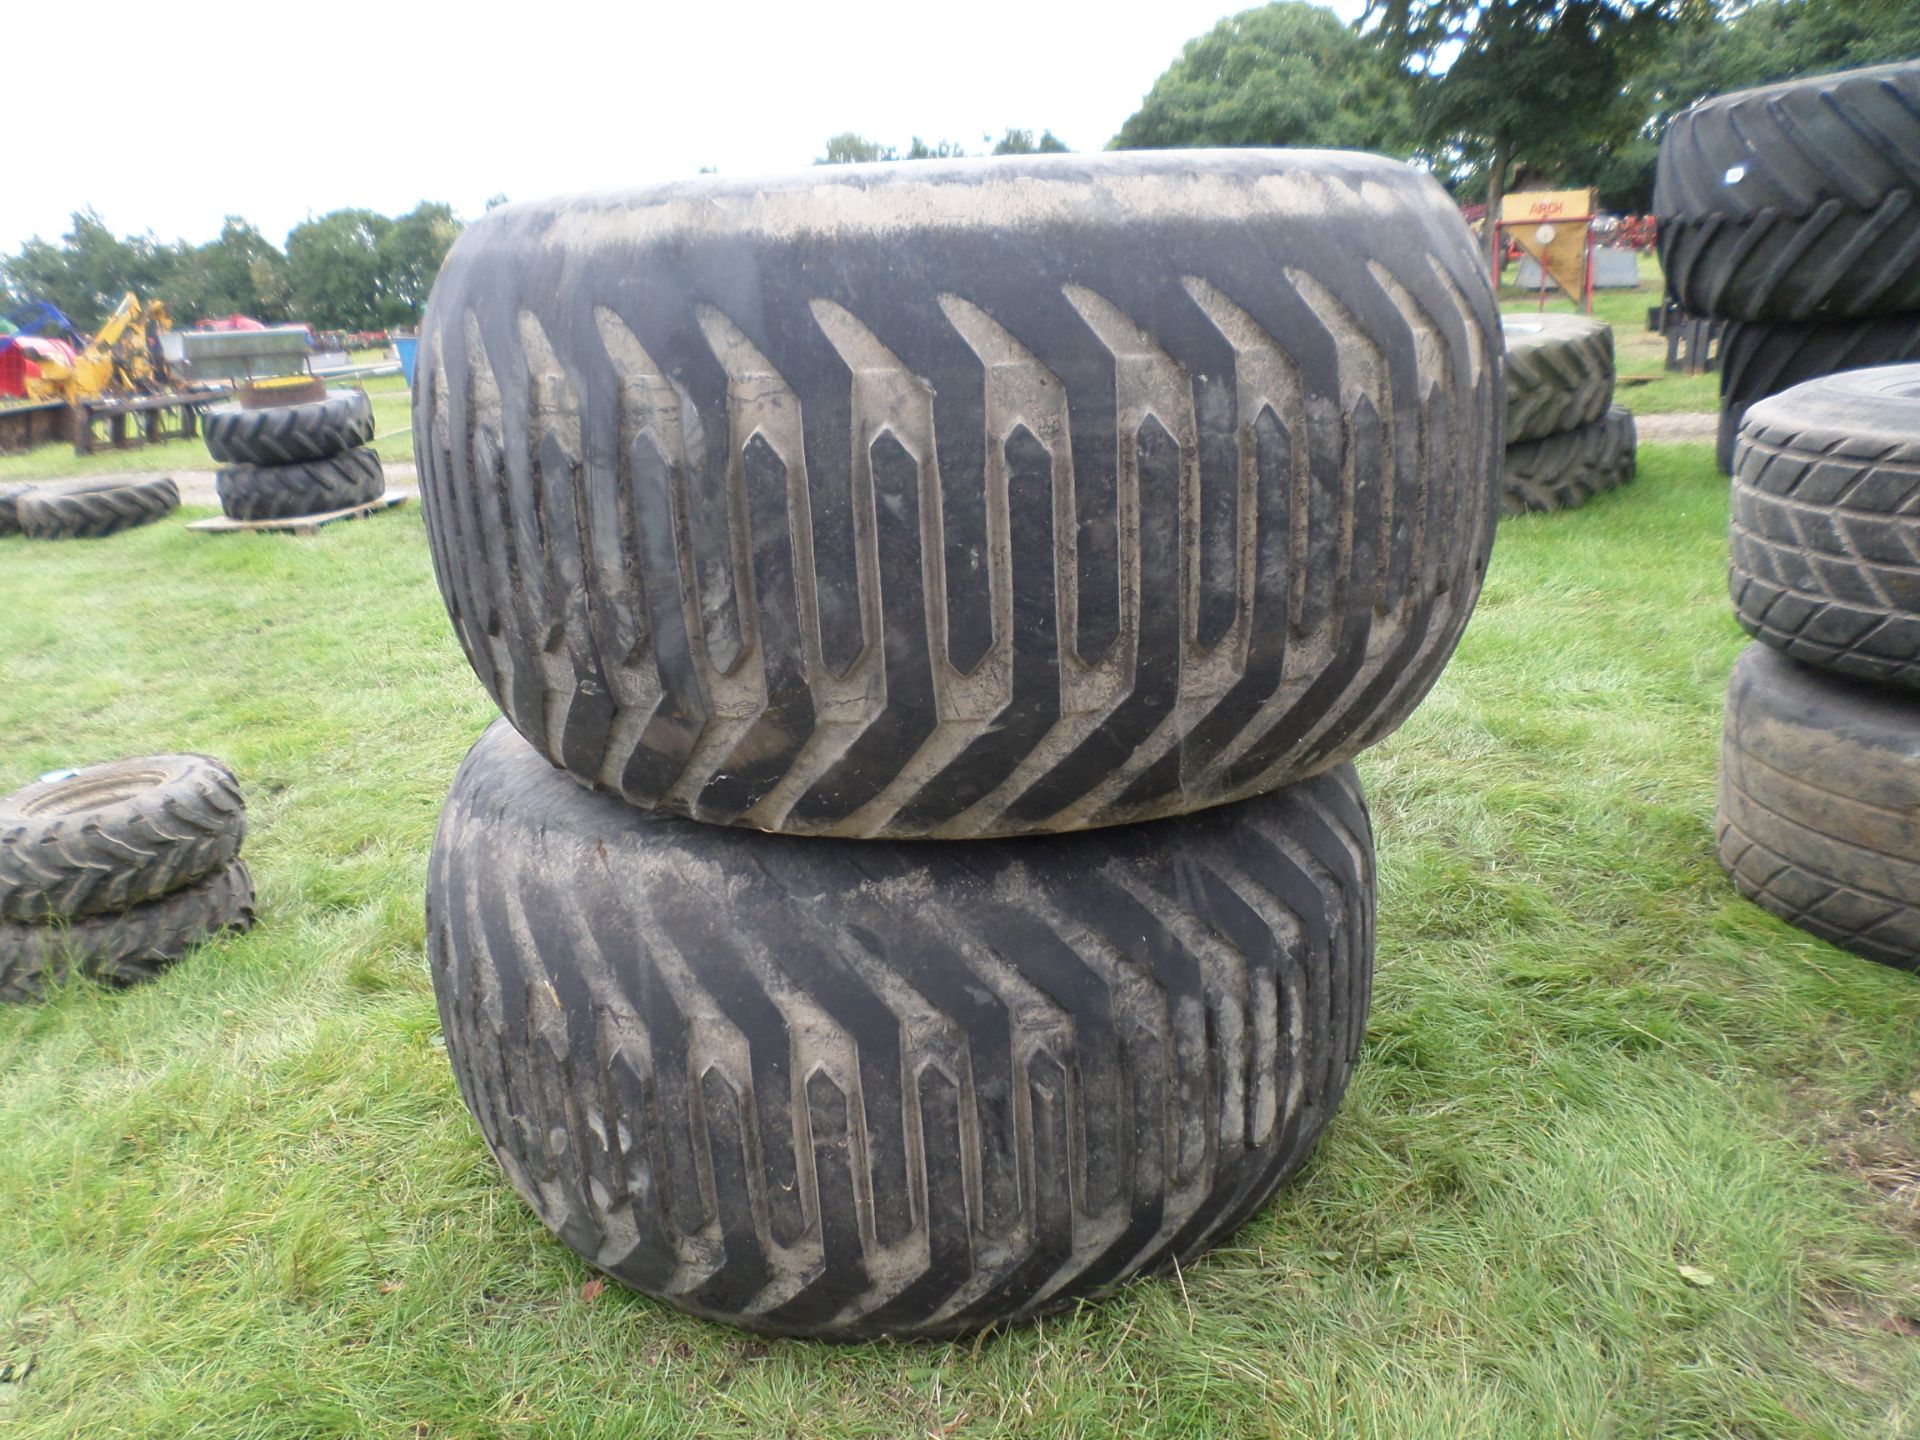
394,335,419,387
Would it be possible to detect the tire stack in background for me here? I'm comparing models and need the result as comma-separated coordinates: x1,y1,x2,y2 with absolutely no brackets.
1654,58,1920,474
1717,365,1920,973
413,152,1504,1339
1500,312,1636,514
205,385,384,521
0,755,254,1002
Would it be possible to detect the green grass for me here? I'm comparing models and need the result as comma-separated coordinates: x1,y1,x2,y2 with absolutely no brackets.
2,445,1918,1439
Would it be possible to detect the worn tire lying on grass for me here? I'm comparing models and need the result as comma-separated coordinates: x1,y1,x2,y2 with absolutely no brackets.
216,446,385,521
203,388,374,466
1730,365,1920,689
1718,644,1920,971
1501,404,1637,516
0,755,247,922
1502,313,1615,444
429,718,1375,1339
0,483,34,536
0,860,256,1003
1656,60,1920,323
417,150,1501,839
16,476,179,539
1716,313,1920,473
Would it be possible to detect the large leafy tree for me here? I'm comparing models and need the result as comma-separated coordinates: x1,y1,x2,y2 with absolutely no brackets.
380,202,463,323
1113,2,1416,153
2,210,184,331
286,209,395,330
1365,0,1679,262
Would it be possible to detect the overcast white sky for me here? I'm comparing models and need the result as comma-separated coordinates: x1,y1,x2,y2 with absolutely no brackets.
4,0,1368,254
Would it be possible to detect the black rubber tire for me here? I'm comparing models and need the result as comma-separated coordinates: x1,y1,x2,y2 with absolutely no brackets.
417,151,1501,839
1718,644,1920,971
1715,312,1920,472
16,476,179,540
0,754,247,922
216,447,385,521
1501,312,1615,444
1655,60,1920,323
429,718,1375,1339
1729,365,1920,689
1500,404,1637,516
0,483,34,536
0,860,256,1003
203,389,374,465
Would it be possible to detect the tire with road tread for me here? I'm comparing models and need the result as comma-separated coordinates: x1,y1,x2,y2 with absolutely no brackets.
216,446,385,521
1655,60,1920,323
1716,313,1920,472
1502,312,1615,444
1729,365,1920,689
17,476,179,540
0,754,247,922
203,388,374,465
429,718,1375,1339
1501,403,1637,515
417,151,1501,839
1718,644,1920,971
0,860,256,1003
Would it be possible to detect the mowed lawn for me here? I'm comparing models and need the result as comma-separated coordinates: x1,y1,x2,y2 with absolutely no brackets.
2,442,1918,1439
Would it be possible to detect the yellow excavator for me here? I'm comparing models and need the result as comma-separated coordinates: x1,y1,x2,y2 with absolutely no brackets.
23,292,174,403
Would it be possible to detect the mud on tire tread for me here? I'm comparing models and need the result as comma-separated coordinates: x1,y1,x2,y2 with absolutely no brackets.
217,446,385,521
203,389,374,465
417,151,1501,839
1501,404,1636,515
17,476,178,539
429,719,1375,1339
1729,365,1920,688
0,860,256,1003
1718,644,1920,971
1502,312,1615,444
1716,313,1920,472
0,755,247,922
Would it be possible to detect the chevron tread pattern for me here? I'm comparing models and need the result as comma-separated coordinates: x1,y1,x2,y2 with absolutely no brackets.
1502,314,1614,443
1729,377,1920,688
428,719,1374,1339
1717,313,1920,472
0,860,256,1003
204,390,374,465
0,755,247,922
1717,646,1920,971
0,483,32,535
217,446,386,521
415,155,1501,838
1502,404,1636,516
1659,198,1920,324
17,477,177,540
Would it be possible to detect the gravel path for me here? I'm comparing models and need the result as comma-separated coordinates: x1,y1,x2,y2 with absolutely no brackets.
1632,412,1717,444
15,461,419,510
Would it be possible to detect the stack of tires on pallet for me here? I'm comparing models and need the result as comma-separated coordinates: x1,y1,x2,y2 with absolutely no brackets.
413,152,1503,1339
0,476,179,540
1653,58,1920,473
1500,312,1636,513
1719,366,1920,973
0,756,254,1002
206,386,383,521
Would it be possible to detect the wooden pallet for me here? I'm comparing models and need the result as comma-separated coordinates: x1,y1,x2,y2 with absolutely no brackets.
187,489,414,536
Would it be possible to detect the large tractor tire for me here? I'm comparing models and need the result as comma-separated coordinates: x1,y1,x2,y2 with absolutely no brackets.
16,477,178,539
1501,313,1615,444
0,861,255,1003
1500,404,1636,516
0,755,247,923
0,483,34,536
1718,644,1920,972
416,151,1501,839
1655,60,1920,323
203,389,374,465
216,447,385,521
429,719,1375,1339
1716,313,1920,473
1729,365,1920,689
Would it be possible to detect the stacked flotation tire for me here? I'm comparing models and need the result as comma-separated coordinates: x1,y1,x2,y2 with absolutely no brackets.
1500,313,1636,514
1718,364,1920,972
414,150,1503,1336
0,755,254,1001
207,387,384,521
1654,58,1920,472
